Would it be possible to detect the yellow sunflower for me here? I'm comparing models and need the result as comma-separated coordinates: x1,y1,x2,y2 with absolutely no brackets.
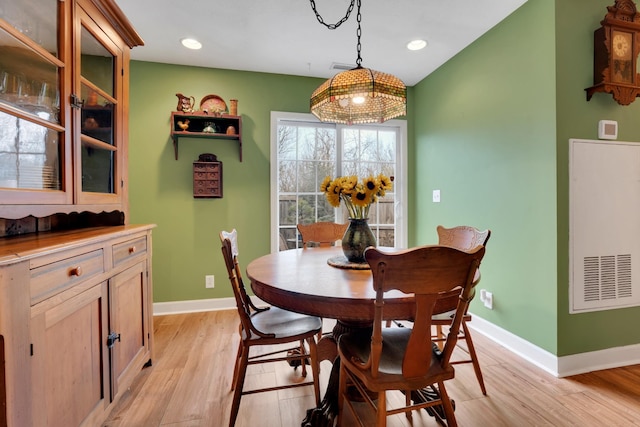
378,174,393,191
340,175,358,195
320,176,332,193
362,175,378,198
377,174,392,197
326,180,342,207
350,185,370,208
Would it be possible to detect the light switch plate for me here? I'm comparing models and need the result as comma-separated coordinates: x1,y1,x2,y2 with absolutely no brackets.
432,189,440,203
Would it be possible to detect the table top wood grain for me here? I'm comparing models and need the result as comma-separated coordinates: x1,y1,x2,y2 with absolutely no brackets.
246,246,416,322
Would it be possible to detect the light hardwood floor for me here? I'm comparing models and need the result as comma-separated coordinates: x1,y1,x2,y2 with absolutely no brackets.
103,310,640,427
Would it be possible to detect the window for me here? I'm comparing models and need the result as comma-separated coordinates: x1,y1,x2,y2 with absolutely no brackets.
270,112,407,252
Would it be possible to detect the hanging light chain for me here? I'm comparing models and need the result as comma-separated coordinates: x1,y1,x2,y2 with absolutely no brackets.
355,0,362,67
309,0,364,67
309,0,356,29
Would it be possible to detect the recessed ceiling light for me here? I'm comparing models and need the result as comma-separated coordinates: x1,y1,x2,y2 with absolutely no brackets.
181,38,202,50
407,39,427,51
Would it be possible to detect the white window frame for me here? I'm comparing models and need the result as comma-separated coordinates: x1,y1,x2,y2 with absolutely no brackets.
269,111,408,253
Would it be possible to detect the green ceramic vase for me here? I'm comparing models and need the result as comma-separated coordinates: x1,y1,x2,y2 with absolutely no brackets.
342,218,376,263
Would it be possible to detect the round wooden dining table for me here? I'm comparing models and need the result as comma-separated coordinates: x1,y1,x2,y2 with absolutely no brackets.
246,246,416,323
246,246,389,427
246,245,465,427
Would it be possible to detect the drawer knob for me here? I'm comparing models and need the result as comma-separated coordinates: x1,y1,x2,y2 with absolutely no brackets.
70,266,83,277
129,246,137,254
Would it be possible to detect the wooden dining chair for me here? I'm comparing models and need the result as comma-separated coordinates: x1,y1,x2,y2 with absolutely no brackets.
297,221,348,248
297,221,348,339
337,245,485,427
432,225,491,395
220,229,322,427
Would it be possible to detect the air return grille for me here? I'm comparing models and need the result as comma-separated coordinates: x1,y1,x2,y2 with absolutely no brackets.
569,139,640,313
583,255,632,302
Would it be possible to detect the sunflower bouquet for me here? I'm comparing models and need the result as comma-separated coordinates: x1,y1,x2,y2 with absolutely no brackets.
320,174,393,219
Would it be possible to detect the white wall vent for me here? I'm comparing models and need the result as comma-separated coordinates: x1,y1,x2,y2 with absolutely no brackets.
569,139,640,313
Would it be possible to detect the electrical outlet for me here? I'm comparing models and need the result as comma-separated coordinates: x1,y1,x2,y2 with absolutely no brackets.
205,275,215,289
432,189,441,203
483,291,493,310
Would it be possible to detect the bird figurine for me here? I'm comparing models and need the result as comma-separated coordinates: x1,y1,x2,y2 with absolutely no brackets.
177,119,190,131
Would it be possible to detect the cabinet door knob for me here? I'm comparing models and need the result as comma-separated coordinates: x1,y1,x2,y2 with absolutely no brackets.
129,246,136,254
107,332,121,348
70,266,82,277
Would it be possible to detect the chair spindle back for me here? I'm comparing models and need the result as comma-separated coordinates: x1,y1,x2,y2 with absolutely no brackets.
365,245,485,378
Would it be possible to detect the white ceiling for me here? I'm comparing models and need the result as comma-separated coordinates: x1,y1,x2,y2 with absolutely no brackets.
116,0,527,87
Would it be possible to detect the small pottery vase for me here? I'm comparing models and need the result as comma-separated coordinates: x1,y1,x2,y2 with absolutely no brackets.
342,218,376,263
87,91,98,106
229,99,238,116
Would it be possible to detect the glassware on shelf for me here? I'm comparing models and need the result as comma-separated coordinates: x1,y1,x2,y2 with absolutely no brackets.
203,122,217,133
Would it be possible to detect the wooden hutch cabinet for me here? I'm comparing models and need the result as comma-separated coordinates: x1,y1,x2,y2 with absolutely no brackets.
0,1,154,427
0,0,141,217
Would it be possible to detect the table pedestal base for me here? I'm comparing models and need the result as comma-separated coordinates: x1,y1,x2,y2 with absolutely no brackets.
302,358,341,427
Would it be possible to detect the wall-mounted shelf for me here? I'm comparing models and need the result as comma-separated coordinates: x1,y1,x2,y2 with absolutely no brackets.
170,112,242,161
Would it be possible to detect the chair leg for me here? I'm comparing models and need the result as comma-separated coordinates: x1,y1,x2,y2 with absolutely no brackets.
306,336,321,405
231,341,243,391
436,324,445,350
337,363,348,427
229,344,249,427
299,340,308,377
462,321,487,395
376,391,387,427
437,382,457,427
405,390,412,420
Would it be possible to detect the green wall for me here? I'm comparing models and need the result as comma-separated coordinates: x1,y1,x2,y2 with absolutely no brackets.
128,0,640,358
413,0,558,353
128,63,325,302
127,62,413,303
413,0,640,357
555,0,640,355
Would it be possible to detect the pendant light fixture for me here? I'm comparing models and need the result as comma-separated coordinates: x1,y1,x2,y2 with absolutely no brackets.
309,0,407,125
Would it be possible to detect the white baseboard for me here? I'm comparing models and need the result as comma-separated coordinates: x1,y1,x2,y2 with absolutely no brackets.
152,296,266,315
466,314,559,376
153,297,236,315
152,300,640,377
468,313,640,377
556,343,640,377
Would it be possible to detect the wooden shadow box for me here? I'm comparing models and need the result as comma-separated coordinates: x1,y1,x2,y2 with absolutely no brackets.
193,155,222,198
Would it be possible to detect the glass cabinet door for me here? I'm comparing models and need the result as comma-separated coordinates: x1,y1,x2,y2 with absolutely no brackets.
0,0,69,203
76,6,122,203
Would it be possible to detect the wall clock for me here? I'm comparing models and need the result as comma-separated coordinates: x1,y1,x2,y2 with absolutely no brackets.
586,0,640,105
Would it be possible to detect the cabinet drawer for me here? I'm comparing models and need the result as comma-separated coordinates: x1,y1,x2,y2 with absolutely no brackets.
194,180,220,189
30,249,105,305
194,171,220,180
113,236,147,267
